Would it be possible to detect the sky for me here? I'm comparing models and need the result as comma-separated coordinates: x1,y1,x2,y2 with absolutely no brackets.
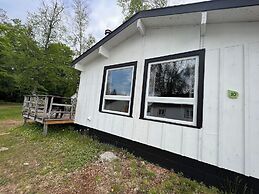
0,0,206,41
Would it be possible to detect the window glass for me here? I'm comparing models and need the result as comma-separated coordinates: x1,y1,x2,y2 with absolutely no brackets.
106,67,133,96
148,57,196,98
147,103,193,122
104,100,129,113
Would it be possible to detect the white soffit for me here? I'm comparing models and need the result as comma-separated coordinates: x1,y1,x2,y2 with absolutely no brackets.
142,12,202,27
207,6,259,23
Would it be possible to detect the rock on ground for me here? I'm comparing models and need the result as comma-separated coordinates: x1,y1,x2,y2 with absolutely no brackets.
99,151,118,162
0,147,9,152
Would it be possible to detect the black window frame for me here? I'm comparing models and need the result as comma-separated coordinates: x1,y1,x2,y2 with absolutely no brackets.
140,49,205,128
99,61,137,117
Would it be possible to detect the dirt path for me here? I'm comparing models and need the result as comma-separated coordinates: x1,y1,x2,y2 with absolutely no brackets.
0,120,22,133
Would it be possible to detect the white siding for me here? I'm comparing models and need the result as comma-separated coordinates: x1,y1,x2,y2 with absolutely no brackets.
75,22,259,178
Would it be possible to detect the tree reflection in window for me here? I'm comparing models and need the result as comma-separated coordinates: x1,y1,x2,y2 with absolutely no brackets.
149,58,196,98
106,67,133,96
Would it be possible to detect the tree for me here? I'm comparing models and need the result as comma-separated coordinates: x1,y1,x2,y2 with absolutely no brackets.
0,19,79,101
71,0,95,56
0,20,42,101
0,8,9,24
27,0,65,50
41,43,79,97
118,0,168,20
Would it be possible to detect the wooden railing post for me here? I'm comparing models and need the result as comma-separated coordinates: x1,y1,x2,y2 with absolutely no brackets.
27,96,31,118
34,96,39,120
43,96,48,120
48,97,54,119
70,98,73,119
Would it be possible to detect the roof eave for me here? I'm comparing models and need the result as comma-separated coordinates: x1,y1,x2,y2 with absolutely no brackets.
71,0,259,66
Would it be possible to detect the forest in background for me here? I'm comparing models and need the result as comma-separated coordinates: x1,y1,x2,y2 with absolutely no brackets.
0,0,167,102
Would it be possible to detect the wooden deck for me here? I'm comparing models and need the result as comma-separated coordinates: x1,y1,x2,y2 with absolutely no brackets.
22,95,76,135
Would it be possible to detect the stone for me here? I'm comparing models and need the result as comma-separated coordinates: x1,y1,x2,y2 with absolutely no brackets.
0,132,10,136
99,151,118,162
0,147,9,152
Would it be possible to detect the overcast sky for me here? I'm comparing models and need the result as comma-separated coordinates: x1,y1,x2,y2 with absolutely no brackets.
0,0,206,41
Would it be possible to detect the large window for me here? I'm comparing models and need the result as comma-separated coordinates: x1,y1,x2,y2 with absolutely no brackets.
140,49,205,128
99,61,137,117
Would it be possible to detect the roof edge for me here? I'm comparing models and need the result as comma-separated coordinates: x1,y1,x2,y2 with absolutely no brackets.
71,0,259,66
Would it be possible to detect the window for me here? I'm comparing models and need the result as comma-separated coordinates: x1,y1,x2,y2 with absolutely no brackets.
140,49,205,128
99,61,137,117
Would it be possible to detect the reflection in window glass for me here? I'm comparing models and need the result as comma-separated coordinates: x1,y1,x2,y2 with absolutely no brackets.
148,58,196,98
104,100,129,113
106,67,133,96
147,103,193,122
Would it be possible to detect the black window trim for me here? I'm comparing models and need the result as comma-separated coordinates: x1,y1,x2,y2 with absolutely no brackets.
99,61,137,117
140,49,205,129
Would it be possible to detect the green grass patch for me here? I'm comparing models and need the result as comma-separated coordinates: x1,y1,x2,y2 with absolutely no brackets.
0,104,221,193
0,123,114,192
0,103,22,120
148,173,219,194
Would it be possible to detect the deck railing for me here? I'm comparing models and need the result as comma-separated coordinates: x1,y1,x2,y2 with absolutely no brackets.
22,95,76,123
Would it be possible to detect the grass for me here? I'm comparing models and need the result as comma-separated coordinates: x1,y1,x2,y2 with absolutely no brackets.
0,123,114,193
0,103,221,193
0,103,22,121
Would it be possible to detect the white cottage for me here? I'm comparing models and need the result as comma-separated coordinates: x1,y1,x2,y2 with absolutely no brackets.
72,0,259,191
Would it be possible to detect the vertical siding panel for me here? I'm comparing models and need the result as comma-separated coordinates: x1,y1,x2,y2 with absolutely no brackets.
97,113,105,132
83,68,93,125
133,120,148,144
244,43,250,176
103,114,113,134
218,48,224,167
219,45,245,173
80,71,90,125
162,124,182,155
112,116,124,137
182,127,199,160
95,62,107,131
132,32,148,145
122,117,134,139
91,65,103,129
75,72,85,123
87,67,99,128
148,122,163,148
247,42,259,178
201,49,220,165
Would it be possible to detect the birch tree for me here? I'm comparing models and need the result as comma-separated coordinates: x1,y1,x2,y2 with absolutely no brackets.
0,8,9,23
27,0,65,50
72,0,95,56
118,0,168,20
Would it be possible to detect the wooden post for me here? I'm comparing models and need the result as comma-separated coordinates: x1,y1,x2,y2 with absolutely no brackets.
27,96,31,118
43,96,48,121
48,97,54,119
43,123,48,136
23,118,27,125
34,96,39,120
70,98,73,119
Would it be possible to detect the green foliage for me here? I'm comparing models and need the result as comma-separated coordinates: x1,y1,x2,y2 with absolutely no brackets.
0,20,78,102
118,0,168,20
